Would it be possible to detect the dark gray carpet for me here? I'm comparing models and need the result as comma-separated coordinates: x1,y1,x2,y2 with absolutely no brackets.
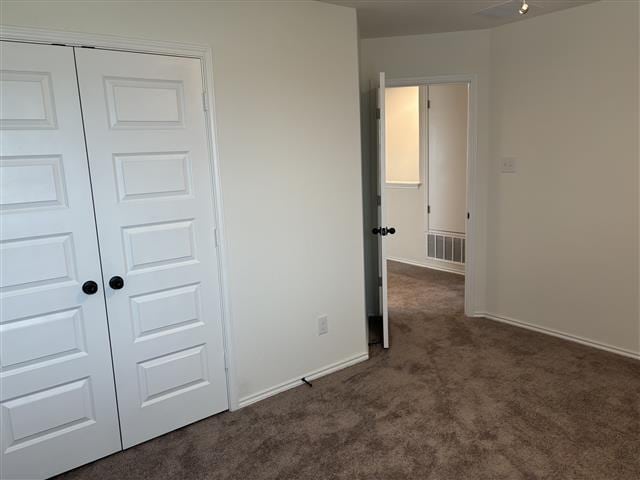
58,261,640,479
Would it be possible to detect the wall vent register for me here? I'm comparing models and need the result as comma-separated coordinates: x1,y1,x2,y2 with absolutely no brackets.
427,233,465,264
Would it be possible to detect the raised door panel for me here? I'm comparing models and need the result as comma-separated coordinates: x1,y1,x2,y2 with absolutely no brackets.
75,48,228,448
114,152,192,201
1,378,95,454
122,219,197,273
137,345,209,406
0,155,68,211
0,308,86,371
0,233,76,292
0,41,121,480
130,283,203,341
104,77,185,129
0,71,57,129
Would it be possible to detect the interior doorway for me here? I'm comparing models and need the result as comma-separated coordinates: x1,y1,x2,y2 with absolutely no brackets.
373,73,476,348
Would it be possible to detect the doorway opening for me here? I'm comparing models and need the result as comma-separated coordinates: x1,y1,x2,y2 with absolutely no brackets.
372,74,476,348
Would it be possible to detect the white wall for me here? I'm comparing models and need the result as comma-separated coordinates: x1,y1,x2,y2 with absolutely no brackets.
360,29,491,312
427,83,468,235
1,0,368,404
486,0,639,356
361,1,640,357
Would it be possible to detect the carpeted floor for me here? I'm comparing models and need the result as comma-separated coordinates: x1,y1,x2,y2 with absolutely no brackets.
58,261,640,480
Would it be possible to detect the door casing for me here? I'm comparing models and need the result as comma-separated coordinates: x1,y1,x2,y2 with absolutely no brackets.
0,24,239,410
382,74,478,317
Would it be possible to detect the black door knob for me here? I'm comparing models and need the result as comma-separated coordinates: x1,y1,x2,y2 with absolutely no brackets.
109,276,124,290
372,227,381,235
388,227,396,234
82,280,98,295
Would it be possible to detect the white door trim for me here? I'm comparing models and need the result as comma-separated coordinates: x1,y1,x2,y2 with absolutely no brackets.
0,24,240,410
385,74,478,316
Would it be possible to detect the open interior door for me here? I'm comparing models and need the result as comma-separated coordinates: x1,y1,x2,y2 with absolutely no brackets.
376,72,390,348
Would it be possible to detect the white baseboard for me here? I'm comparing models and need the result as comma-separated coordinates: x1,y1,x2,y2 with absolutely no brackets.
477,312,640,361
237,352,369,409
386,256,465,276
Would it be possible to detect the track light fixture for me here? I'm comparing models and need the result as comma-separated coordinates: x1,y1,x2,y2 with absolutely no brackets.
519,0,530,15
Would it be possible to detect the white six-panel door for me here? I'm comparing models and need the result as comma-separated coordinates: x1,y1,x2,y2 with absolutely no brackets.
74,49,229,448
0,42,121,479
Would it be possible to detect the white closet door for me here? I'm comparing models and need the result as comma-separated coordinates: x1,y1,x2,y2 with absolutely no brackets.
75,49,228,448
0,42,121,479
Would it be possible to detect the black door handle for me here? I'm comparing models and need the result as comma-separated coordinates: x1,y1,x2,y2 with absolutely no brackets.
109,276,124,290
82,280,98,295
372,227,396,236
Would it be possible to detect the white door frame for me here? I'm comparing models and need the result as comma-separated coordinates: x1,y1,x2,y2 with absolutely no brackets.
0,25,240,410
384,74,478,315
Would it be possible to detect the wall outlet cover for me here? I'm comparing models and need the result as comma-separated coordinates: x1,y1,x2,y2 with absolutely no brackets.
501,157,517,173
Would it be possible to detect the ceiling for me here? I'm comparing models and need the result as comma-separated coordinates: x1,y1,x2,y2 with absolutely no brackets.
320,0,596,38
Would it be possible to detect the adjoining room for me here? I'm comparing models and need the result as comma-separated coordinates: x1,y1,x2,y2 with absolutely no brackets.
379,80,469,347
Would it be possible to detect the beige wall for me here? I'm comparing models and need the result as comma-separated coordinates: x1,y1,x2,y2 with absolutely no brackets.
385,86,420,183
385,186,426,262
383,85,429,266
427,83,468,235
362,1,640,356
1,0,368,402
360,29,491,312
486,0,639,354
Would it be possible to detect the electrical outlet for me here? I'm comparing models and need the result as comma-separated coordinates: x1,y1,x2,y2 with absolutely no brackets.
317,315,329,336
501,157,517,174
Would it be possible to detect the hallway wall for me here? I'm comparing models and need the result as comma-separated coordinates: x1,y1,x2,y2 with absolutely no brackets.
485,0,639,356
359,28,491,314
360,0,640,357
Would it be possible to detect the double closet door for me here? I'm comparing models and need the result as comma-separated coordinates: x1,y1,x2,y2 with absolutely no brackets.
0,41,228,479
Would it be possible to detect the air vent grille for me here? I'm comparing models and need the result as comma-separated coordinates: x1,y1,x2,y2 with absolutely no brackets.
427,233,465,264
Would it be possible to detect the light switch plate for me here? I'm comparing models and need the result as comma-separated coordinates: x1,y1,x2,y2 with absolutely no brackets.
318,315,329,335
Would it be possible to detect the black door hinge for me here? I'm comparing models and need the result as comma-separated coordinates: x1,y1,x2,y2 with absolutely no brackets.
467,212,470,219
378,276,383,287
427,205,431,214
427,99,431,109
376,108,381,119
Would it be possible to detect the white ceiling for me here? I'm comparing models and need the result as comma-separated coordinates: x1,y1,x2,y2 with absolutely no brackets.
320,0,596,38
